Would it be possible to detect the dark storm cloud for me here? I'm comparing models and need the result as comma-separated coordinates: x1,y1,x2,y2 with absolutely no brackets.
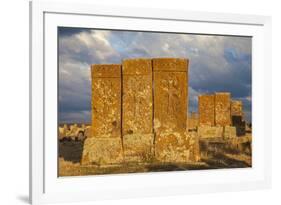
58,28,252,123
58,27,89,37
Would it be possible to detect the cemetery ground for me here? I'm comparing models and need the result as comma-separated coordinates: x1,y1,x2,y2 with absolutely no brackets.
58,133,252,177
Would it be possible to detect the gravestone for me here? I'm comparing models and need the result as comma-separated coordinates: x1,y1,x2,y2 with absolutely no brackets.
231,100,243,117
153,58,188,133
153,58,191,163
81,64,123,165
215,92,231,126
198,95,215,126
122,59,154,163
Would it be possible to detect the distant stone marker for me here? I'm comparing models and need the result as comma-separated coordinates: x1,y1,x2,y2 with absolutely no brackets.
122,59,154,163
81,64,123,165
215,92,231,126
198,95,215,126
231,100,243,117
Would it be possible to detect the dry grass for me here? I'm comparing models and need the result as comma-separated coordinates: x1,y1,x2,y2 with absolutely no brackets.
58,136,252,177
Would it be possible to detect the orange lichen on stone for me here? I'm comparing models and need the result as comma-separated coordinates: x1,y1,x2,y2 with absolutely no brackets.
81,64,123,165
153,58,191,163
122,59,154,162
91,64,121,78
153,58,188,134
198,95,215,126
215,92,231,126
91,64,122,137
155,132,191,163
231,100,243,117
81,137,123,165
123,134,154,163
197,126,223,139
122,59,153,135
153,58,188,72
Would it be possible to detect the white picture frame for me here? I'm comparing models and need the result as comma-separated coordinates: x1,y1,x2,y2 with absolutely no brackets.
29,1,272,204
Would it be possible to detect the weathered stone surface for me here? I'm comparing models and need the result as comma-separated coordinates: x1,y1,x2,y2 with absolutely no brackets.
91,64,121,138
198,95,215,126
155,132,191,163
153,58,188,72
153,58,188,134
188,112,199,130
197,126,223,139
122,58,152,75
81,137,123,165
215,92,231,126
122,59,153,135
121,59,154,163
123,134,154,163
231,100,243,117
91,64,121,78
224,126,237,139
188,131,201,162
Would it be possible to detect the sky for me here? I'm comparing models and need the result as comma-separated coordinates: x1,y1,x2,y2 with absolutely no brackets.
58,27,252,123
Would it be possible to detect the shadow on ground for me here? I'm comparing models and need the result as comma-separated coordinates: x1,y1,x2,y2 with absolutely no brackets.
59,140,85,163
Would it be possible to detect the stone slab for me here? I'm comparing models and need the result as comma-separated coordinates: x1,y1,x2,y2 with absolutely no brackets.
198,95,215,126
231,100,243,117
122,59,153,135
215,92,231,126
152,58,188,72
188,131,201,162
91,64,121,78
91,65,121,138
81,137,123,165
198,126,223,139
122,58,152,75
224,126,237,139
123,134,154,163
153,65,188,133
155,132,192,163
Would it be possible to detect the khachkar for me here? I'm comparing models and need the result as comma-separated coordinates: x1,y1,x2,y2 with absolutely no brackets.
81,58,200,165
198,94,215,126
122,59,154,162
81,64,123,165
153,58,194,162
215,92,231,126
198,92,238,139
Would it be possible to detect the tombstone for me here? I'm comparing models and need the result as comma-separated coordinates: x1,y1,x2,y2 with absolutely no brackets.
231,100,243,116
122,59,154,163
81,64,123,165
198,95,215,126
153,58,188,133
215,92,231,126
153,58,191,163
